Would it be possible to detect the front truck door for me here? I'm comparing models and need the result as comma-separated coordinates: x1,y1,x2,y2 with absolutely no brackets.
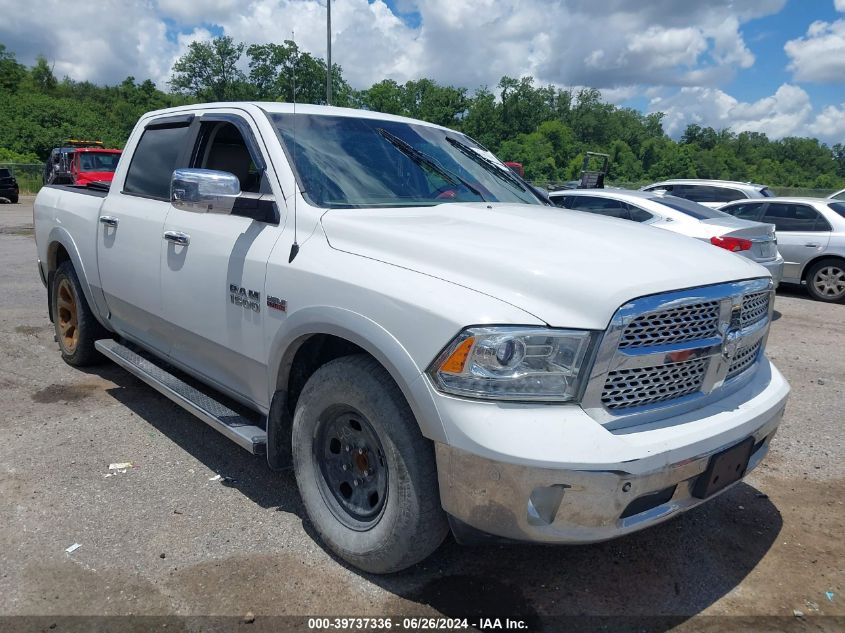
159,112,284,409
96,115,194,355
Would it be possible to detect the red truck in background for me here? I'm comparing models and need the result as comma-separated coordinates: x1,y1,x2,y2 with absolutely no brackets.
43,141,122,187
70,148,122,186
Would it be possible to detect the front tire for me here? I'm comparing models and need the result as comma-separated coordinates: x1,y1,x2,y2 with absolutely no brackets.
806,258,845,303
52,261,105,366
291,354,448,574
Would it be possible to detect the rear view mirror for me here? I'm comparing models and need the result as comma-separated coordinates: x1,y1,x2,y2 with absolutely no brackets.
171,168,241,214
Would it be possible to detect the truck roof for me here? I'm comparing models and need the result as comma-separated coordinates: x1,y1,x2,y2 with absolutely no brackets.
142,102,453,132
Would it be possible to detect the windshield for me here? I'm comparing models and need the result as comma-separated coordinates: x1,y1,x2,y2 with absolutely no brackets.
269,113,543,208
649,195,731,220
78,152,119,172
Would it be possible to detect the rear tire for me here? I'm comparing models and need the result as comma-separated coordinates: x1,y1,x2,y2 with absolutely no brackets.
291,354,448,574
52,261,106,366
805,258,845,303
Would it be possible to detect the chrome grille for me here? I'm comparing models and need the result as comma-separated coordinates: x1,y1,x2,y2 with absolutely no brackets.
602,358,708,410
727,339,762,380
618,300,721,349
582,279,774,426
740,292,770,328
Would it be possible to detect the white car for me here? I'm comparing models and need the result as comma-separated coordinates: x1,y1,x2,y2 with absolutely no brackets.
549,189,784,285
828,188,845,202
641,179,775,209
33,102,788,573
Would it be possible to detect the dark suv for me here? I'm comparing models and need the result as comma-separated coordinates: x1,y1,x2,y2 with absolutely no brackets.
0,168,20,203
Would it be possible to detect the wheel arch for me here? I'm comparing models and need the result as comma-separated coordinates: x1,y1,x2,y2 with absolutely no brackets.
45,228,110,330
265,306,447,470
801,253,845,282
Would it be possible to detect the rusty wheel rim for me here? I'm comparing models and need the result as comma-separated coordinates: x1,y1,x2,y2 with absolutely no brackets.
56,278,79,354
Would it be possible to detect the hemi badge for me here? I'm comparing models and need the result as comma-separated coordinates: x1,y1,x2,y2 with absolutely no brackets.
267,296,287,312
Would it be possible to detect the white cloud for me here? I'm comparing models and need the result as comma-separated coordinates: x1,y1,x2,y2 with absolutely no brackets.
807,103,845,139
785,19,845,82
0,0,786,90
836,0,845,12
3,0,842,144
649,83,845,144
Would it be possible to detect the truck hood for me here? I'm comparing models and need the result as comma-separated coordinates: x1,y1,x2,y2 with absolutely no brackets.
321,203,769,329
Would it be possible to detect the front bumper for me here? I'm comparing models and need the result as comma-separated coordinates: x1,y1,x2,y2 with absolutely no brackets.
435,360,789,543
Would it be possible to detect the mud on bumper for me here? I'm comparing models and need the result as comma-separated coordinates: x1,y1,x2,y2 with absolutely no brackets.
436,404,784,544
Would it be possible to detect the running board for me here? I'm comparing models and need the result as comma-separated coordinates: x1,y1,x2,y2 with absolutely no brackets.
95,339,267,454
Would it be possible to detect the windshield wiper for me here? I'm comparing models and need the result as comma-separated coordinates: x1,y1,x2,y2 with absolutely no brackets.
445,136,527,193
376,128,485,201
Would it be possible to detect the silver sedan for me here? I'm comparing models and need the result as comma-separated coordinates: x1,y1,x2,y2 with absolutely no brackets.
721,197,845,302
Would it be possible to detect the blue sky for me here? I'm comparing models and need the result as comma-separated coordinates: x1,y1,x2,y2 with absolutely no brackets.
1,0,843,142
724,0,842,105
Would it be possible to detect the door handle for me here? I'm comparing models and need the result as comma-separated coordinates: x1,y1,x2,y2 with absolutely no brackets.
99,215,119,227
163,231,190,245
804,243,821,248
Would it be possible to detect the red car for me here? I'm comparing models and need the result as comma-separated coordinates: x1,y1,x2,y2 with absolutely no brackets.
70,148,122,186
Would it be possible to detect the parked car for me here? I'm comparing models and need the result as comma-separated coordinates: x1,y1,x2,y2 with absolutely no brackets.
828,188,845,201
721,197,845,302
34,102,788,573
641,179,775,208
0,167,19,203
549,189,784,285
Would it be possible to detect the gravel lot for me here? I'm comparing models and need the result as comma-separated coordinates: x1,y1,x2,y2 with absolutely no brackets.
1,197,843,631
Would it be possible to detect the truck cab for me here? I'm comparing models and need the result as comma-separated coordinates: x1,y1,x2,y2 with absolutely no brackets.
70,148,122,186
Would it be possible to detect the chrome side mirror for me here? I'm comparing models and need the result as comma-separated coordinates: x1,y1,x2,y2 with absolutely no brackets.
171,168,241,214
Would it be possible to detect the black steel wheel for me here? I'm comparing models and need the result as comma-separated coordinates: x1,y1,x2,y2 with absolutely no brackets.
313,407,389,529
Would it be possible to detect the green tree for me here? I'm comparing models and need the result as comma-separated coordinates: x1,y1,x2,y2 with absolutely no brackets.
247,41,352,105
0,44,26,93
29,55,57,92
170,36,247,101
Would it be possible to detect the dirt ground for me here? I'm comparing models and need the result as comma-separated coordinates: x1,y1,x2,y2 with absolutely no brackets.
1,197,843,632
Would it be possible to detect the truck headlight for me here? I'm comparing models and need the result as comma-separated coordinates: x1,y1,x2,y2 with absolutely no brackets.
428,327,595,401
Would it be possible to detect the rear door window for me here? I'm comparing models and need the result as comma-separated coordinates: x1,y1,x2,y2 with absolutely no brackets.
762,203,831,232
569,196,630,220
550,195,574,209
673,184,746,203
627,205,654,222
124,123,192,199
722,202,765,221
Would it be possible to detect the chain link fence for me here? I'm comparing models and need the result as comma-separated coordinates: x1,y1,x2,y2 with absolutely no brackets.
0,163,44,195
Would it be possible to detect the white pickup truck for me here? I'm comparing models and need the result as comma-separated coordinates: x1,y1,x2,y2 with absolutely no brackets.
34,102,790,573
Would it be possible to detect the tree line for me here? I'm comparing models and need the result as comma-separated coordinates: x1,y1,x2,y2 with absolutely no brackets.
2,38,844,189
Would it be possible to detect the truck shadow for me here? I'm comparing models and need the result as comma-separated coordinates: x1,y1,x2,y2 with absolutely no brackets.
83,363,782,630
367,482,783,630
81,362,305,515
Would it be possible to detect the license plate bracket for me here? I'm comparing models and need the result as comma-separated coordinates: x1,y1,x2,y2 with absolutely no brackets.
692,437,755,499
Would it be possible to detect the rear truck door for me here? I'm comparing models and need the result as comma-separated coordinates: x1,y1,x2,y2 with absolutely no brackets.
760,202,832,281
159,111,284,409
96,114,195,356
